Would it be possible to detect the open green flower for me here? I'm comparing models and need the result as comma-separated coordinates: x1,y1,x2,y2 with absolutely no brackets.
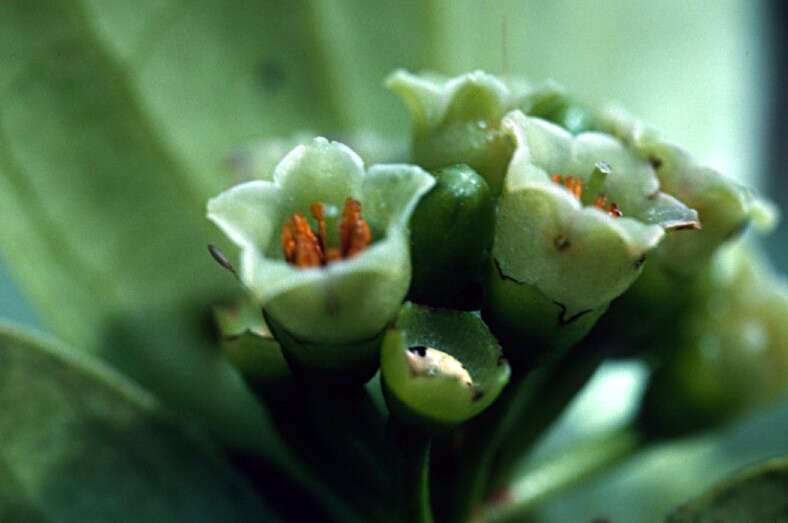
599,107,778,275
207,138,434,378
484,110,699,358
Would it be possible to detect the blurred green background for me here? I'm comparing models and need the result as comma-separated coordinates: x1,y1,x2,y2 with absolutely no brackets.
0,1,785,521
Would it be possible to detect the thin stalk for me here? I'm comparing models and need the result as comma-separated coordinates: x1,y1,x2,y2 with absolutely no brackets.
386,419,434,523
487,348,607,493
484,425,644,523
445,343,606,523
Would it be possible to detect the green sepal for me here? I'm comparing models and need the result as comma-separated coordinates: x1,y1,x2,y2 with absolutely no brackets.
380,303,510,433
481,259,608,366
409,164,495,309
264,310,383,387
213,296,291,388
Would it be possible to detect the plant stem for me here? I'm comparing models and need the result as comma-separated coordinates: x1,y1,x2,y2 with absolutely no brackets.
484,425,644,523
386,419,434,523
487,347,607,492
444,343,607,523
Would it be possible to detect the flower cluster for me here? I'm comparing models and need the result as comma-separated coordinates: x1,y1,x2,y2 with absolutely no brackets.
208,70,781,431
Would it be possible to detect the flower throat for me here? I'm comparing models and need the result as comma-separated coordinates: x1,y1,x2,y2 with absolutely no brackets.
281,197,371,268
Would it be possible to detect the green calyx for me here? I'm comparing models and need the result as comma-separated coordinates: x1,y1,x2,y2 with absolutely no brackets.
213,296,291,388
380,303,510,432
409,164,495,310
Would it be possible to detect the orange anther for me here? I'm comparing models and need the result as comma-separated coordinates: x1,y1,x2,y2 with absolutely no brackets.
282,198,371,269
340,198,372,259
310,203,327,253
552,174,622,217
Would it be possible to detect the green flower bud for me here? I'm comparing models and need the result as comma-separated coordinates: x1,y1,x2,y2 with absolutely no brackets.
380,303,511,432
639,245,788,437
207,138,434,381
599,107,778,275
527,82,598,135
387,70,617,195
408,164,495,309
213,296,291,388
386,70,521,195
483,111,699,360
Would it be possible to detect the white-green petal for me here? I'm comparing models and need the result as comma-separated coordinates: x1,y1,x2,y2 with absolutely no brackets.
206,181,283,253
361,164,436,232
386,69,511,129
273,137,365,219
257,232,411,344
501,110,697,227
598,107,777,274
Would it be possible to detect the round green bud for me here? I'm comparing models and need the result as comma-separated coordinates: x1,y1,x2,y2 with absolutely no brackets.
214,297,291,389
380,302,511,433
408,164,495,310
526,92,597,135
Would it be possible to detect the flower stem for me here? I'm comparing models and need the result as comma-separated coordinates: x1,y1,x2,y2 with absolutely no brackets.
484,425,644,523
386,419,434,523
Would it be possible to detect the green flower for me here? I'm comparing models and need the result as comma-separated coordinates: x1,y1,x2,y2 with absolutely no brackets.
484,110,699,357
599,107,778,275
207,138,434,378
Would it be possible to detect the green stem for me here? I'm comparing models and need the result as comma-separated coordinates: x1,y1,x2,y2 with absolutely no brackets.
387,419,434,523
487,347,607,492
263,383,391,521
484,425,644,523
445,343,606,523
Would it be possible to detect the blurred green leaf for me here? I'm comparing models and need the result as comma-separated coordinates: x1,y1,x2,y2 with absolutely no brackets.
0,323,272,522
665,456,788,522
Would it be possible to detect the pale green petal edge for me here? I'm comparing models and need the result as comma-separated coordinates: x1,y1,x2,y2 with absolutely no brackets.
385,69,512,129
598,107,778,273
501,110,698,228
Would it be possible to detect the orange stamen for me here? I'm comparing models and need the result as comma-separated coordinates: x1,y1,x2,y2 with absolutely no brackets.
281,198,371,269
552,174,622,217
340,198,372,259
310,203,327,253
